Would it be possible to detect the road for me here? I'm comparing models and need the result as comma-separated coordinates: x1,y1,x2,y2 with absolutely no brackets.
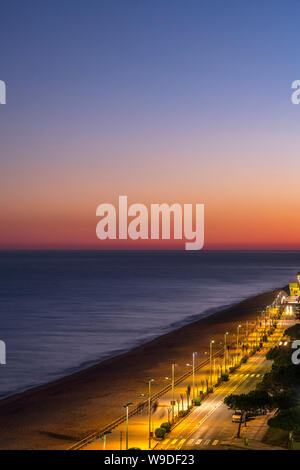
84,316,295,450
156,317,295,450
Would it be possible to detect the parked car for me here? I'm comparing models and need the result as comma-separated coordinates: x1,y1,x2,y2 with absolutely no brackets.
232,410,244,423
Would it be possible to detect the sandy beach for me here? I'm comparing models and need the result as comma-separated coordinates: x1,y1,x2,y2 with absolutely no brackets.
0,288,279,450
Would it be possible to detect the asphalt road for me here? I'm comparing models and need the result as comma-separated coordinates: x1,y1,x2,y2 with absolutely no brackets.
156,318,295,450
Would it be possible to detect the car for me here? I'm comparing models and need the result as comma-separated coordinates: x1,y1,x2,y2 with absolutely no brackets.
232,410,244,423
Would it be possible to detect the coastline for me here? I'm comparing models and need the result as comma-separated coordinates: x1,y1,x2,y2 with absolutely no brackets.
0,288,279,449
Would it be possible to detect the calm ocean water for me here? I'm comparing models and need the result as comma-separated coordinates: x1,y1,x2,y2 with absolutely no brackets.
0,250,300,399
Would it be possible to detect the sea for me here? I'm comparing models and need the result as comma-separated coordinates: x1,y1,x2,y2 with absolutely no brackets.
0,250,299,399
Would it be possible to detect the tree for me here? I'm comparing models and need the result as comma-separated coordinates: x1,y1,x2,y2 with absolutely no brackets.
268,410,300,434
152,400,159,413
180,393,184,411
285,324,300,341
272,391,296,410
266,346,290,366
224,390,272,437
160,422,171,433
225,390,271,415
258,364,300,394
155,427,166,439
186,385,191,408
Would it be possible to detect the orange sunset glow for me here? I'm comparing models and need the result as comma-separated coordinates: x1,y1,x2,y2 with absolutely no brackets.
1,1,300,250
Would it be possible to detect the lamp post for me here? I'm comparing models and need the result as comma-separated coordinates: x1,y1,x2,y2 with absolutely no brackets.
224,332,229,373
123,402,133,450
186,352,197,400
148,379,154,449
167,407,172,424
237,324,241,361
171,363,175,421
192,352,196,399
165,364,176,421
256,319,258,347
209,340,215,387
101,430,111,450
213,359,216,384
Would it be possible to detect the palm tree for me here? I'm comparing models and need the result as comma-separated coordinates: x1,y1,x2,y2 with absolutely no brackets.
186,385,191,408
180,393,184,410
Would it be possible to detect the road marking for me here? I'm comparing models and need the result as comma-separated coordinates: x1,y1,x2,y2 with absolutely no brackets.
187,439,194,445
195,439,202,445
212,440,219,446
256,374,260,377
164,439,169,445
245,374,249,377
250,374,255,377
178,439,185,446
171,439,177,445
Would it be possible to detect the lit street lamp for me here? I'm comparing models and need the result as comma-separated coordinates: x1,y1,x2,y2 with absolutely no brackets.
148,379,154,449
237,324,241,360
213,358,215,383
224,332,229,373
186,352,197,400
123,402,133,450
167,407,172,424
101,430,111,450
171,363,176,421
209,340,215,387
165,363,176,422
256,319,258,347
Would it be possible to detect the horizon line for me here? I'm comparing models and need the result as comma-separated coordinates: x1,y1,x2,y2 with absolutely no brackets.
1,248,300,252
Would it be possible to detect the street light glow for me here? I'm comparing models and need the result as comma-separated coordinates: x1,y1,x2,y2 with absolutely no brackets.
148,379,154,449
123,402,133,451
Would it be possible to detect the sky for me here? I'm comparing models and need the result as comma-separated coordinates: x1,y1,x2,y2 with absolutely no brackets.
1,0,300,249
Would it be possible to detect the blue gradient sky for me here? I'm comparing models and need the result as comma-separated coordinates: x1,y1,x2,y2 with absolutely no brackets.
1,0,300,248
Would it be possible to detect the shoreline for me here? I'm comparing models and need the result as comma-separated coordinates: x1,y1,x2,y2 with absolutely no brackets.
0,297,261,402
0,288,280,449
0,303,235,403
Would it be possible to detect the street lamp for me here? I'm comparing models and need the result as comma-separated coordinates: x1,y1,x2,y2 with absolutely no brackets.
123,402,133,450
256,319,258,347
237,324,241,360
171,363,176,421
224,332,229,373
101,430,111,450
186,352,197,400
167,407,172,424
165,363,176,422
213,358,216,383
148,379,154,449
209,340,215,387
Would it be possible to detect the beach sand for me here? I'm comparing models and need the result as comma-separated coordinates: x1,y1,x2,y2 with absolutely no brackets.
0,289,278,449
